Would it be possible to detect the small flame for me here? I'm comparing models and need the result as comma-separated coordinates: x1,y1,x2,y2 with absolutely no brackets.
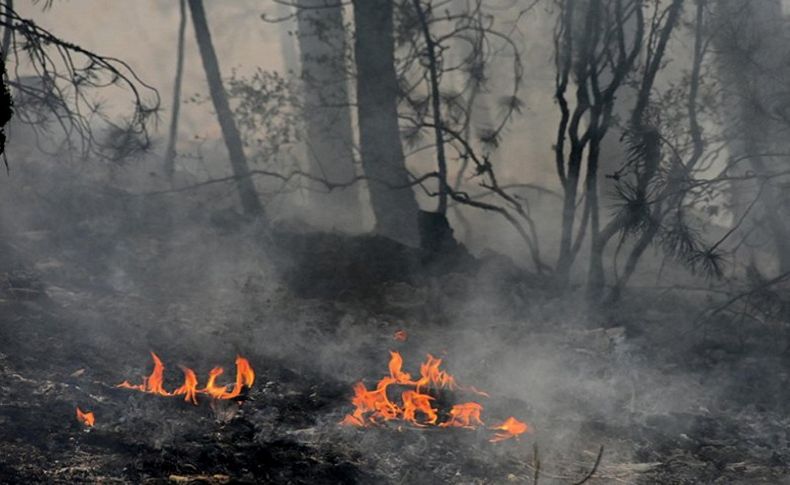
203,366,229,399
489,416,529,442
201,356,255,400
341,351,528,442
76,407,95,427
388,351,412,384
416,354,457,392
401,390,438,426
231,356,256,397
440,402,484,428
393,330,408,342
117,352,171,396
172,366,199,405
117,353,255,405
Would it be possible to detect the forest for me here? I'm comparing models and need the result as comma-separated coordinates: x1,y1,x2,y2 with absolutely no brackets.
0,0,789,483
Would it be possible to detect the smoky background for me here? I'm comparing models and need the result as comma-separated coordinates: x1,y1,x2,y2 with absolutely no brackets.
1,1,789,482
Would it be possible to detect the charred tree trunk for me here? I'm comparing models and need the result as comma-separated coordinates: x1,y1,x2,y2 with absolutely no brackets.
1,0,11,65
352,0,420,246
295,0,363,231
188,0,264,218
164,0,187,185
412,0,448,215
553,0,593,287
0,47,12,157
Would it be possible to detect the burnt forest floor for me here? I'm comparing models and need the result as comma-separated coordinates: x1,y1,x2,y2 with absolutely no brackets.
1,170,790,484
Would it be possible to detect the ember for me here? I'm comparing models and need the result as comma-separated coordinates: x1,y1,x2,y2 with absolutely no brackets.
76,407,95,427
117,353,254,405
393,330,408,341
341,351,528,442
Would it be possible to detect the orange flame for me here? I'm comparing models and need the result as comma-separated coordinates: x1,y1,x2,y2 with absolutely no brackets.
203,366,229,399
117,352,171,396
489,416,529,442
388,351,413,384
393,330,408,342
416,354,457,392
117,353,254,405
231,356,256,398
201,356,255,400
401,390,438,426
76,407,95,427
173,366,199,405
440,402,484,428
341,351,528,442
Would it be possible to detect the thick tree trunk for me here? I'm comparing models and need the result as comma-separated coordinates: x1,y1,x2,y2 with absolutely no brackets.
164,0,187,185
296,0,362,231
188,0,264,218
351,0,420,245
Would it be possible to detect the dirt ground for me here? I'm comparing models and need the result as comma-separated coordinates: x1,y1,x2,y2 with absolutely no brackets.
1,163,790,484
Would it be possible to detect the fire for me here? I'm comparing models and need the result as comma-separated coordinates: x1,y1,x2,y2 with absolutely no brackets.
489,416,529,442
341,351,528,442
202,356,256,400
118,352,170,396
117,353,254,405
393,330,408,342
401,390,438,426
416,354,457,392
388,351,412,384
173,366,199,405
440,402,484,429
76,407,95,427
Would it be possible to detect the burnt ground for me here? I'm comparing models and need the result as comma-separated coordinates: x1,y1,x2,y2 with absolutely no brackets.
2,164,790,484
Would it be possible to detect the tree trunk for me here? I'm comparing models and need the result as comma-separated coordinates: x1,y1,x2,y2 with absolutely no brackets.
188,0,264,218
555,146,584,285
2,0,12,64
351,0,420,245
585,125,604,301
412,0,448,215
296,0,363,231
164,0,187,185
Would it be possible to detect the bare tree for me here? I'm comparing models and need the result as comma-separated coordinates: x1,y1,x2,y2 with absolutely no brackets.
552,0,645,288
164,0,187,185
0,1,159,161
188,0,264,218
604,0,709,301
586,0,684,299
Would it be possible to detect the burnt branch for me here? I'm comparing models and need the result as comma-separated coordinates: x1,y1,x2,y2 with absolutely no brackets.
0,2,160,162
